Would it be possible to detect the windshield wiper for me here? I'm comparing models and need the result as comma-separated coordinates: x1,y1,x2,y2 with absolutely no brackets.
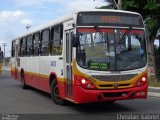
94,26,110,53
120,27,132,42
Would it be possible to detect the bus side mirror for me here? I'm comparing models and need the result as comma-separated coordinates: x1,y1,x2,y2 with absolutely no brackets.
72,34,80,47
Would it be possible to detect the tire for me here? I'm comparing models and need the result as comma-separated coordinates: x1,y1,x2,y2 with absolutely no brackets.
21,72,27,89
51,80,65,105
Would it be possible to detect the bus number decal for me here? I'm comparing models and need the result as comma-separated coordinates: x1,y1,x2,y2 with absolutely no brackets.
50,61,56,67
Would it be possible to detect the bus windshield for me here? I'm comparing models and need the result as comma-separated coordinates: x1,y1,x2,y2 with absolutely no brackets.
76,28,147,71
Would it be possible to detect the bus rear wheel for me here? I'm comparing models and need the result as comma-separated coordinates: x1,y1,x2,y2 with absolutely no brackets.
21,72,27,89
51,80,65,105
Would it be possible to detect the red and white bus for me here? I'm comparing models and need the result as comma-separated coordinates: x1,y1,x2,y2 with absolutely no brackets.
11,9,148,105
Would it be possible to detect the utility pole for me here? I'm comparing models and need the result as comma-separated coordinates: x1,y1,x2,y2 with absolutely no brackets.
2,43,6,66
2,43,6,58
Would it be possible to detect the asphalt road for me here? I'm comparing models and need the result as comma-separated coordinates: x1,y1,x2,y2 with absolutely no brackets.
0,70,160,119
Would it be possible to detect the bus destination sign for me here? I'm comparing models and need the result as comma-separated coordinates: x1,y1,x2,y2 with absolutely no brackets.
77,12,144,27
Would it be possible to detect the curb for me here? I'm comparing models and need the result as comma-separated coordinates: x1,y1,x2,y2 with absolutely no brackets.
149,87,160,90
2,68,10,71
148,92,160,97
148,87,160,97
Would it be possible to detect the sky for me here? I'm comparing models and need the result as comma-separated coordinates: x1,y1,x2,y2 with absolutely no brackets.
0,0,105,57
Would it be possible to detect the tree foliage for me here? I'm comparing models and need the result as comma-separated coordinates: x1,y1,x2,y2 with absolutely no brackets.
99,0,160,40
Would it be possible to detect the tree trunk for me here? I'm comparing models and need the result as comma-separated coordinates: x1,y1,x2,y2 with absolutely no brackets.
117,0,122,9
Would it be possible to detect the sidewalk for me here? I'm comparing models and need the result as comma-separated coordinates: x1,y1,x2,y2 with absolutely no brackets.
2,66,10,71
148,87,160,97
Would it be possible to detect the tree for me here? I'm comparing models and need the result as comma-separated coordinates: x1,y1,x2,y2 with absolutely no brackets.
101,0,122,9
99,0,160,40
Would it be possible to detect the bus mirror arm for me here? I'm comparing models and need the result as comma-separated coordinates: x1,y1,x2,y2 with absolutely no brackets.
72,34,80,47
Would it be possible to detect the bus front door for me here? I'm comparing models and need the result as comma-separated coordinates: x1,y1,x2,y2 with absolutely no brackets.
65,30,74,99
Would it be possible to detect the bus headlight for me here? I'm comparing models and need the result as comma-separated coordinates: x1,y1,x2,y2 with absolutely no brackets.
136,76,147,87
81,79,86,84
75,75,97,89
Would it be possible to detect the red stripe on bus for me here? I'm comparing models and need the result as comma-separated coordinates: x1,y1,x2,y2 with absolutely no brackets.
120,29,144,34
78,28,144,34
78,28,113,33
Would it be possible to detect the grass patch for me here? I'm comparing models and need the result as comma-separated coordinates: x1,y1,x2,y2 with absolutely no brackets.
148,75,160,87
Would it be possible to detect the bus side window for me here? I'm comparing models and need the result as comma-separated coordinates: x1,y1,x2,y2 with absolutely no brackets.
26,35,33,56
18,39,21,57
19,39,22,56
20,37,26,57
12,41,15,57
50,24,63,55
40,29,50,56
33,32,40,56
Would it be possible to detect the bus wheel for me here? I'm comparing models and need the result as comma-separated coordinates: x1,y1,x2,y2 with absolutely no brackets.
51,80,65,105
21,72,27,89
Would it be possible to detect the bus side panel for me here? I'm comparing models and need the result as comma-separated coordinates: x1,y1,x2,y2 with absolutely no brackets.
39,56,50,93
11,69,15,79
39,76,50,93
32,57,40,89
11,57,16,80
50,56,65,97
17,70,21,81
58,80,67,99
20,57,26,81
16,58,21,81
26,57,34,87
25,57,40,89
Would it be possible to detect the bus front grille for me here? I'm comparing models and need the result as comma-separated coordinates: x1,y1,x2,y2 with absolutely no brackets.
92,74,138,82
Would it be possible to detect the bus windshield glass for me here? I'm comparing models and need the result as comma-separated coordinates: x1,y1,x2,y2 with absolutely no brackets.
76,28,147,71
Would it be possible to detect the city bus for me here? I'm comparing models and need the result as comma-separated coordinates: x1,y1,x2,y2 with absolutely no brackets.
11,9,148,105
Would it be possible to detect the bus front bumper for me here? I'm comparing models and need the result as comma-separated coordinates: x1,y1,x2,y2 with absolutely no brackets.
74,84,148,104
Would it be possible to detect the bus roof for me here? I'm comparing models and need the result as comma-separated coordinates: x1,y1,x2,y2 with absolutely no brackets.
13,9,142,41
74,9,141,16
